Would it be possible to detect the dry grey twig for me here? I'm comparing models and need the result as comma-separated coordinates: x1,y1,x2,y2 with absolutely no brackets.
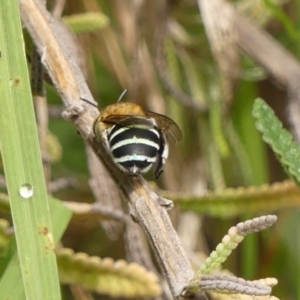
19,0,193,297
198,275,272,296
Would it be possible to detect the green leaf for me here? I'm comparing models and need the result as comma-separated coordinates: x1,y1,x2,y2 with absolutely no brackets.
169,180,300,218
0,198,72,299
187,215,277,295
57,248,162,298
0,1,71,298
253,98,300,186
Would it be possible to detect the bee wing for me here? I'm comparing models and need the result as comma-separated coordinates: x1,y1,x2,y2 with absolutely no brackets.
146,111,182,142
101,114,156,128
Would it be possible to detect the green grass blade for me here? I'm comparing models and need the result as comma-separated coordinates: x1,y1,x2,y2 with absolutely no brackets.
0,197,72,299
253,98,300,186
0,1,64,299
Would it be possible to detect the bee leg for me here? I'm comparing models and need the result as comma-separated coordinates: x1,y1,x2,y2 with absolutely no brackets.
154,131,168,179
154,168,164,179
62,103,85,120
154,150,167,178
154,156,164,179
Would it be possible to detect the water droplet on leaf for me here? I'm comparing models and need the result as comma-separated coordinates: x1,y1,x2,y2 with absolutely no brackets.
19,184,34,199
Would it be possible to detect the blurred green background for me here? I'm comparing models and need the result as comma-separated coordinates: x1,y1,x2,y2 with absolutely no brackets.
2,0,300,299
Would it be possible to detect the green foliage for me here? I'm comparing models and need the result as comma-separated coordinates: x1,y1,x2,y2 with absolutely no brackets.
253,98,300,186
0,0,67,298
0,196,72,299
187,216,277,296
210,101,230,159
198,228,244,276
171,180,300,217
233,82,269,185
1,0,299,298
0,197,162,298
0,219,10,252
0,208,160,298
57,248,162,298
263,0,300,54
63,12,110,34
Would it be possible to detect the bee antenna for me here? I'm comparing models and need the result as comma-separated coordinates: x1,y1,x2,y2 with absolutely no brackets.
80,97,98,108
117,89,128,102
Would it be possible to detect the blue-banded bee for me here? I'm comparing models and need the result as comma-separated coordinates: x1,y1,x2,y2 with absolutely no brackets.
84,99,182,179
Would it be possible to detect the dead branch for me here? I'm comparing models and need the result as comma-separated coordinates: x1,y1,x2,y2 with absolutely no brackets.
235,13,300,87
86,146,123,240
62,201,126,222
197,0,300,143
235,12,300,143
197,0,240,109
19,0,194,297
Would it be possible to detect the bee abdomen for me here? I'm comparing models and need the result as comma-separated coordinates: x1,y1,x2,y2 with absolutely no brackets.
108,125,161,174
